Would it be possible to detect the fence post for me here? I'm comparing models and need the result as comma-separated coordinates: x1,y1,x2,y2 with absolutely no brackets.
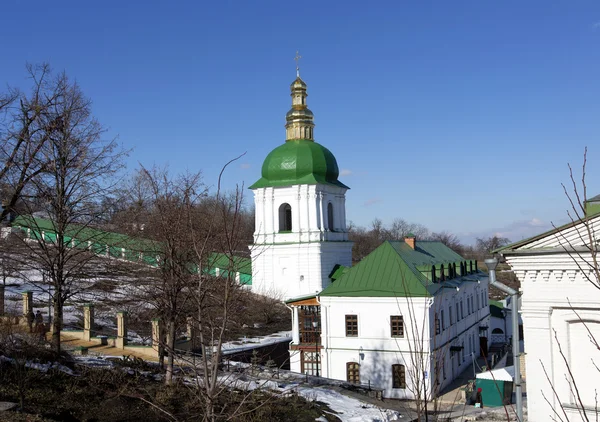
116,311,127,348
22,291,33,317
83,304,94,341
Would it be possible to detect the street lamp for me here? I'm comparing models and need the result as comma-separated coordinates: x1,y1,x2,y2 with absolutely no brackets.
312,320,319,377
485,258,523,422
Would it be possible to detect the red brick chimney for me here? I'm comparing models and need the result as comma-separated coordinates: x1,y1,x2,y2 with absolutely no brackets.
405,233,416,249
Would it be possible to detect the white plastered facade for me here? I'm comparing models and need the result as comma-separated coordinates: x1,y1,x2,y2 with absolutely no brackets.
501,214,600,422
290,279,490,399
250,183,353,300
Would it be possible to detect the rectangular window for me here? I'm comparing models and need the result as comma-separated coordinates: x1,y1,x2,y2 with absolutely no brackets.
467,297,471,315
345,314,358,337
460,301,464,320
449,307,453,325
390,315,404,338
441,310,445,331
392,364,406,389
435,314,440,335
456,303,460,321
443,358,446,379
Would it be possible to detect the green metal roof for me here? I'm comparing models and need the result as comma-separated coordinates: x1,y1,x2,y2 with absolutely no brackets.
12,215,157,252
249,140,349,189
329,264,349,281
320,240,476,298
13,216,252,284
489,300,505,319
208,253,252,275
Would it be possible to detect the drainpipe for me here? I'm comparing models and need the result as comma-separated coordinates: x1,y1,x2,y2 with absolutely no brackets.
485,258,523,422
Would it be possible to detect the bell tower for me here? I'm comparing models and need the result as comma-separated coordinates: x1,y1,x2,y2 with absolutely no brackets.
249,60,353,300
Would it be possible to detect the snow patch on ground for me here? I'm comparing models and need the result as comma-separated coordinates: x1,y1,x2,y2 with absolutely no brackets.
220,331,292,355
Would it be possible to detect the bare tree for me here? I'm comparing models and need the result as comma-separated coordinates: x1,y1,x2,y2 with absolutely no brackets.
125,166,207,384
0,64,65,223
11,67,127,355
476,235,510,256
431,231,464,253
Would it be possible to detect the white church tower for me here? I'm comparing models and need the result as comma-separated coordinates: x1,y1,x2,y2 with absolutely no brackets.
249,67,353,300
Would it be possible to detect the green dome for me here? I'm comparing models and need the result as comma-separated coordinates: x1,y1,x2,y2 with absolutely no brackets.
250,140,349,189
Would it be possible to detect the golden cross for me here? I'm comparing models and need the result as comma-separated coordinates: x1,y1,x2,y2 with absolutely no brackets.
294,50,302,76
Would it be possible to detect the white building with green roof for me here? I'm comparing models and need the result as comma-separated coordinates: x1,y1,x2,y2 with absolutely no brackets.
249,70,491,399
249,74,352,299
287,238,490,399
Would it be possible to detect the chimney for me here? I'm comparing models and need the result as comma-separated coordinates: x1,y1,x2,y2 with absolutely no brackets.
405,233,416,249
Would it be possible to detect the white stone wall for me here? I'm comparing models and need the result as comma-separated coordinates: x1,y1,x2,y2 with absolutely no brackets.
252,184,349,244
251,183,353,300
251,242,352,300
505,247,600,422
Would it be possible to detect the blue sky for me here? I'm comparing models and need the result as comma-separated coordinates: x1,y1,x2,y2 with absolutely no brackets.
1,0,599,244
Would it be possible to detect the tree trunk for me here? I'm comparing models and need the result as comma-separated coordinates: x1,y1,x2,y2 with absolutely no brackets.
52,294,62,356
165,320,176,384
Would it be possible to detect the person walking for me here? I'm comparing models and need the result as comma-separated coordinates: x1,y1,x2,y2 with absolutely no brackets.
26,309,35,333
35,310,44,338
475,387,484,408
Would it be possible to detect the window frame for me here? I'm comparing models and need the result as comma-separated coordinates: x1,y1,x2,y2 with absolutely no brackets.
390,315,404,338
278,203,293,232
345,314,358,337
392,364,406,389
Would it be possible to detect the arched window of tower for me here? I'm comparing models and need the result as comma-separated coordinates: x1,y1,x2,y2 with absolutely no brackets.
279,203,292,232
327,202,334,231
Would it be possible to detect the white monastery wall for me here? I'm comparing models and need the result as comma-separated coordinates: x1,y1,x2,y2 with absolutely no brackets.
506,250,600,422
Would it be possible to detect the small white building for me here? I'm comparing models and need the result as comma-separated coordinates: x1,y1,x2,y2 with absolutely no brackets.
497,202,600,422
287,238,491,399
489,298,524,353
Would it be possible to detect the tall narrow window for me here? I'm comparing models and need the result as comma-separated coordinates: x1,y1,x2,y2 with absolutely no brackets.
391,315,404,337
346,362,360,384
278,203,292,232
441,310,445,331
345,315,358,337
456,303,460,321
392,364,406,389
449,307,453,325
435,314,441,335
327,202,334,231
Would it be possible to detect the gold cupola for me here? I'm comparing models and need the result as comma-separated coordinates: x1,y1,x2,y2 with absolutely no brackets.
285,53,315,141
